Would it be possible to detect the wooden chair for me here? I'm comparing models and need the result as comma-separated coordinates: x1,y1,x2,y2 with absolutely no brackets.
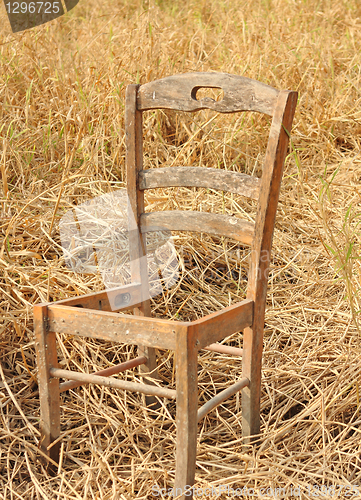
34,72,297,498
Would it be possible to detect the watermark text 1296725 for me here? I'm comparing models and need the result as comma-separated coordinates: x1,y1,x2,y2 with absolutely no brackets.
3,0,79,32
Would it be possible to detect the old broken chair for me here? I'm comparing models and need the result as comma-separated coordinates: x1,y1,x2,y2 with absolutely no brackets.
34,72,297,494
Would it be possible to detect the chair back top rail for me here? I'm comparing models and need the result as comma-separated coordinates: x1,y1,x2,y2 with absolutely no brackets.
139,167,261,200
137,72,279,115
126,77,298,305
140,211,255,245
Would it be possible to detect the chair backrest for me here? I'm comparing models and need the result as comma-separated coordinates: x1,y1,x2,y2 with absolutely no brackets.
125,72,297,313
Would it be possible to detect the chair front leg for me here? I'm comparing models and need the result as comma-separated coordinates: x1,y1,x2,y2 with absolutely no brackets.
34,304,60,472
175,325,198,500
241,323,263,445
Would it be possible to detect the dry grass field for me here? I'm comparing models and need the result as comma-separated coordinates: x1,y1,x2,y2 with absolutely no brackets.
1,0,361,498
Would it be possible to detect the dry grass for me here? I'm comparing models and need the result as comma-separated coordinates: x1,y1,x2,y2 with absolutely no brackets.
1,0,361,498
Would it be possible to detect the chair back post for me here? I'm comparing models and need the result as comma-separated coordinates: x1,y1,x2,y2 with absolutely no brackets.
247,89,298,317
125,83,158,388
125,83,151,316
242,89,298,440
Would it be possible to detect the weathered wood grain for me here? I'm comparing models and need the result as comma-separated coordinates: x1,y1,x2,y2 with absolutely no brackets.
51,283,142,312
139,167,260,200
203,343,243,356
140,211,255,244
34,304,60,469
197,377,249,422
194,298,254,349
47,304,182,350
51,368,176,399
59,356,147,393
126,84,159,394
242,89,298,443
137,72,279,116
175,324,198,499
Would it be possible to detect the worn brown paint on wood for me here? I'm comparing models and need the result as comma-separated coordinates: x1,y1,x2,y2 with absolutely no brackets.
52,283,142,312
175,324,198,496
47,304,180,350
34,304,60,469
194,298,254,349
47,300,252,353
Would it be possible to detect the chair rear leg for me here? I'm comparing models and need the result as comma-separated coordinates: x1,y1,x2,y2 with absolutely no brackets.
134,300,161,408
34,304,60,472
242,325,262,445
138,345,160,408
175,326,198,500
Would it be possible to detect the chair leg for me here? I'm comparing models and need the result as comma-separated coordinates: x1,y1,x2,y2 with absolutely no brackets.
242,325,263,445
34,304,60,472
175,326,198,500
138,345,160,408
134,300,160,408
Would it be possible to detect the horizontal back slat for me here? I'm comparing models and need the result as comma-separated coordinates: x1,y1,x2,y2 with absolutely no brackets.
139,167,260,200
140,211,254,245
137,72,279,116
